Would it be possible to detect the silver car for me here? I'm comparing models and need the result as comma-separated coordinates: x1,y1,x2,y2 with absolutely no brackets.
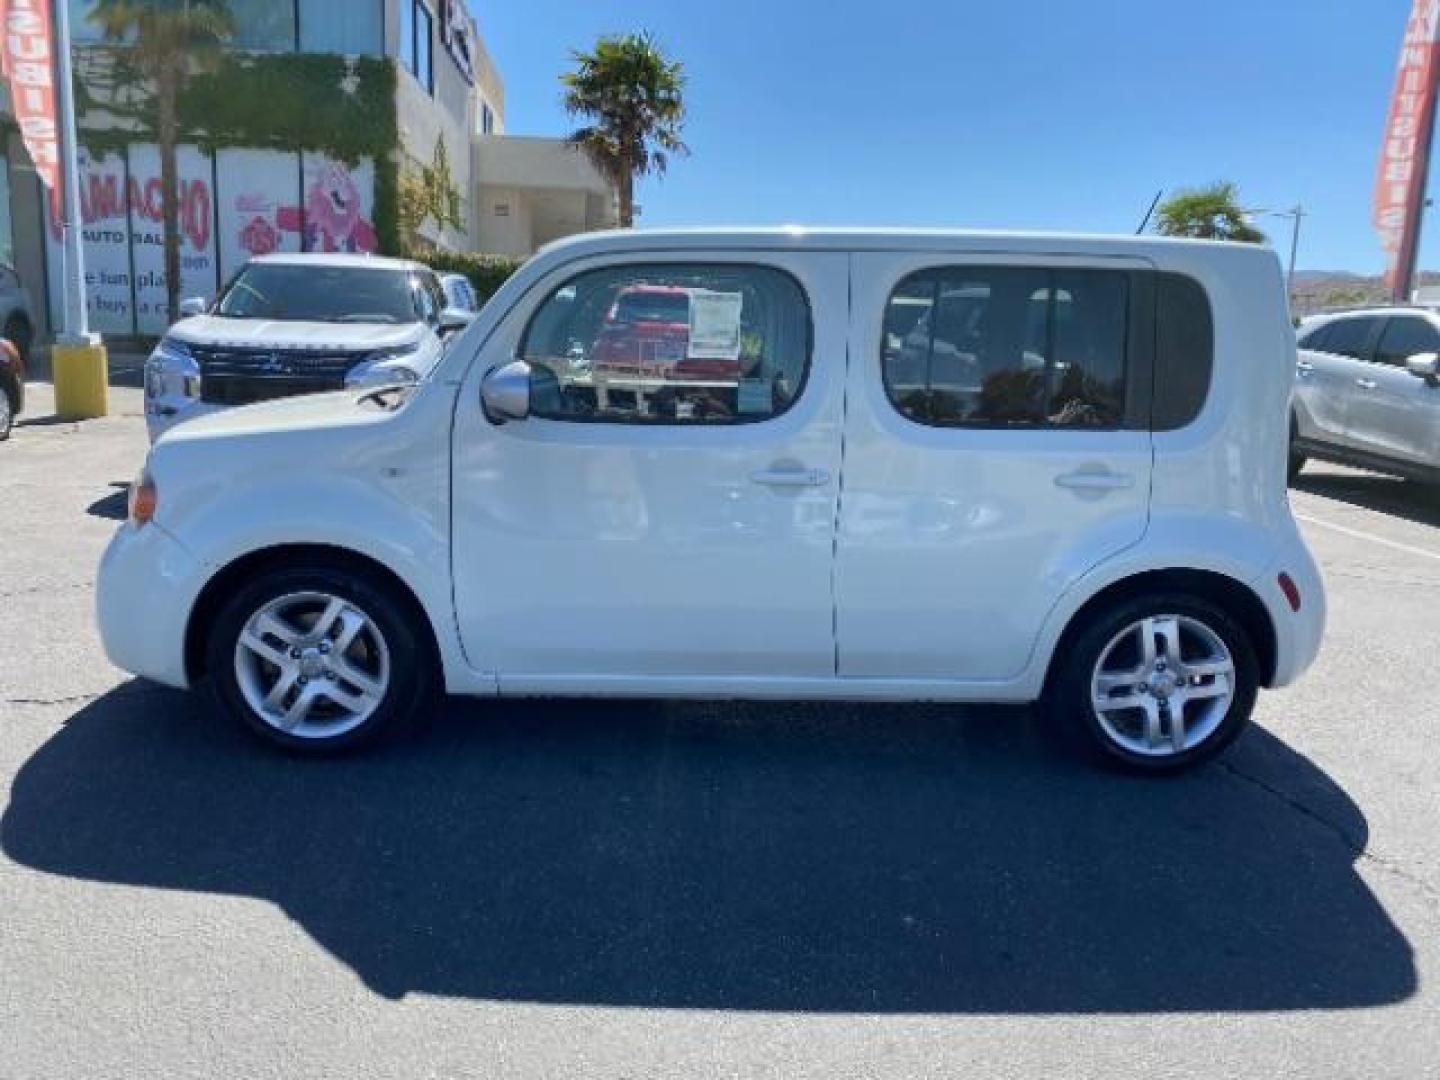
1291,306,1440,486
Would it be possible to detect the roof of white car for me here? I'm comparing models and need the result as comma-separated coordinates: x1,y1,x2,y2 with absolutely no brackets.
1300,305,1440,325
249,253,425,272
535,226,1271,259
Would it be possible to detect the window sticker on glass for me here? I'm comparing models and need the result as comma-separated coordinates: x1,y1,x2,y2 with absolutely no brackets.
688,289,745,361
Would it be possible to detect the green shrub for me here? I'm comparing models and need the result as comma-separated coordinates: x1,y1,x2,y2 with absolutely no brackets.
407,248,524,305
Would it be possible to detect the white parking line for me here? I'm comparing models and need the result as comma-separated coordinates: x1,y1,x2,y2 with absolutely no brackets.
1295,512,1440,563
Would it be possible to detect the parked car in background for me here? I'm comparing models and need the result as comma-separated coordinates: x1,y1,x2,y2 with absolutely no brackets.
440,272,481,314
1292,306,1440,485
0,336,23,440
99,229,1323,774
0,264,34,364
144,254,472,443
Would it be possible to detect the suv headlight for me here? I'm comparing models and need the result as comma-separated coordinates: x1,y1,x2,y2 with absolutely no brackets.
145,337,201,400
345,346,424,388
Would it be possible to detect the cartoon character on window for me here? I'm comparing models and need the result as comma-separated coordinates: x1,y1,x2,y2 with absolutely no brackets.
304,163,377,254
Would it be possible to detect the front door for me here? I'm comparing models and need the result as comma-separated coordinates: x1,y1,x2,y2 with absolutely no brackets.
836,253,1155,682
451,252,847,688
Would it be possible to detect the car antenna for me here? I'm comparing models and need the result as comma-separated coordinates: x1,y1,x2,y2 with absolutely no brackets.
1136,190,1164,235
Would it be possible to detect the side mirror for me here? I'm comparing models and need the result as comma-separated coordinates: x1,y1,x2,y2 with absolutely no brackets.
1406,352,1440,382
438,307,476,334
178,297,207,318
480,360,532,423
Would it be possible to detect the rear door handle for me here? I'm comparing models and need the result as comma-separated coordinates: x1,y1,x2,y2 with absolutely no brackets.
1355,378,1378,390
1296,360,1315,376
751,467,830,488
1055,470,1135,492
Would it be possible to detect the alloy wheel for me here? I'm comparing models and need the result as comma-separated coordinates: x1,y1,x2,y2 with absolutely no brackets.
1089,614,1236,757
233,591,391,740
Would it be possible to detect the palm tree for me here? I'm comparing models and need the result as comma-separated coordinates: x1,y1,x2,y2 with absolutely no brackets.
562,33,688,228
89,0,234,323
1154,182,1266,244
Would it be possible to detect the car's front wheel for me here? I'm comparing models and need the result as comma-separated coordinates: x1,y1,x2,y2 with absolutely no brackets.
1049,594,1259,774
206,561,436,754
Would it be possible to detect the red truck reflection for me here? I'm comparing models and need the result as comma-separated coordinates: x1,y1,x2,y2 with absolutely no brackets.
591,285,741,380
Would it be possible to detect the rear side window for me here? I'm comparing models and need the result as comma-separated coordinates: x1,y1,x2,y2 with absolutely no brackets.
1151,272,1214,432
1321,316,1379,360
1297,323,1332,351
881,267,1130,428
520,264,812,424
1374,315,1440,367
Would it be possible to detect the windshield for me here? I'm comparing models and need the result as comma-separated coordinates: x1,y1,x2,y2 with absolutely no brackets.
216,264,420,324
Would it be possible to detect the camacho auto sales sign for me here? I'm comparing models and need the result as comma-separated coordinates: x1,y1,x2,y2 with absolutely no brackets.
0,0,60,220
1376,0,1440,295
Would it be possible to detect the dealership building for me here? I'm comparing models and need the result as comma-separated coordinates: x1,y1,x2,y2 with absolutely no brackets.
0,0,617,341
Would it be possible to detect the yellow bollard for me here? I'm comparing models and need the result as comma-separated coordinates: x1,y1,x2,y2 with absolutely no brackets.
52,341,109,420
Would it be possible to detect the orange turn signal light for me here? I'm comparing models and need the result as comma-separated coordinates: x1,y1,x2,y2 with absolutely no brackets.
128,471,158,525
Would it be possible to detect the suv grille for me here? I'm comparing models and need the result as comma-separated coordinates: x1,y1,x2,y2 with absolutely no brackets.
194,347,373,406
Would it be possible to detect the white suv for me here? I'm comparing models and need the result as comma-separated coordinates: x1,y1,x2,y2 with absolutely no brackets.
1291,307,1440,484
99,229,1324,773
144,253,470,443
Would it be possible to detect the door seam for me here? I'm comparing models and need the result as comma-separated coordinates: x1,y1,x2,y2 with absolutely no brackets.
831,254,853,676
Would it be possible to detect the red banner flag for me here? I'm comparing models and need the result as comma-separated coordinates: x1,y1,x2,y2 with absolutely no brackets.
1376,0,1440,299
1,0,62,223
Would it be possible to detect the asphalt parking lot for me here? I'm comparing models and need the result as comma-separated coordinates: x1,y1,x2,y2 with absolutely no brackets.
2,379,1438,1078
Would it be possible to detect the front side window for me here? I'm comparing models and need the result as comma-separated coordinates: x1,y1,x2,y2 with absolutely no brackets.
1374,316,1440,367
217,264,419,324
520,264,812,424
1321,316,1378,360
883,267,1129,428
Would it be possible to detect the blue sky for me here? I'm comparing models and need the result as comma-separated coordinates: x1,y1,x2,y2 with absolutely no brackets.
476,0,1423,274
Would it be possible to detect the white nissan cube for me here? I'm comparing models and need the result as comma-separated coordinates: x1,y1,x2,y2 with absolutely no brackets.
98,229,1325,773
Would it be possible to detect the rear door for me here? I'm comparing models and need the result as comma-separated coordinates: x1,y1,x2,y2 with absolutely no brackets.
1348,314,1440,465
1294,316,1380,451
837,253,1154,682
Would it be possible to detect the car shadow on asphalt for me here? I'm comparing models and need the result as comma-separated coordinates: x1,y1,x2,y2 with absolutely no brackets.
1,684,1416,1013
85,482,130,521
1294,470,1440,529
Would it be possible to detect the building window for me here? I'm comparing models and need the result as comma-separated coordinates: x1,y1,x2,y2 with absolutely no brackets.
401,0,434,94
299,0,382,55
480,102,495,135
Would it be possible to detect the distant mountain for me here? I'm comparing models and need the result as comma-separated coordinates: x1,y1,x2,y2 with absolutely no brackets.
1291,270,1440,317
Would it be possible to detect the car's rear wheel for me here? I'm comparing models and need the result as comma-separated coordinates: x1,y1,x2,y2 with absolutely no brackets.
1049,593,1259,774
0,382,12,441
206,562,436,754
1287,419,1306,483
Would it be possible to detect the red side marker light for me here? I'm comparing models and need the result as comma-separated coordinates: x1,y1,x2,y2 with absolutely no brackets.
1278,572,1302,613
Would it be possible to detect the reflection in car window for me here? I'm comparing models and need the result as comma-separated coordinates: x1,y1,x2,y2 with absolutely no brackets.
882,267,1129,428
520,264,812,424
1374,316,1440,367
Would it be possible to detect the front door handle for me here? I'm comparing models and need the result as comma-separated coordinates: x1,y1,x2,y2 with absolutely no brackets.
1356,377,1379,390
1055,469,1135,492
751,467,830,488
1297,360,1315,377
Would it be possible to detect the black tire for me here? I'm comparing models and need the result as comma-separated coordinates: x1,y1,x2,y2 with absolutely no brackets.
1048,592,1260,776
1287,419,1306,483
3,316,31,364
205,560,437,756
0,382,12,441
